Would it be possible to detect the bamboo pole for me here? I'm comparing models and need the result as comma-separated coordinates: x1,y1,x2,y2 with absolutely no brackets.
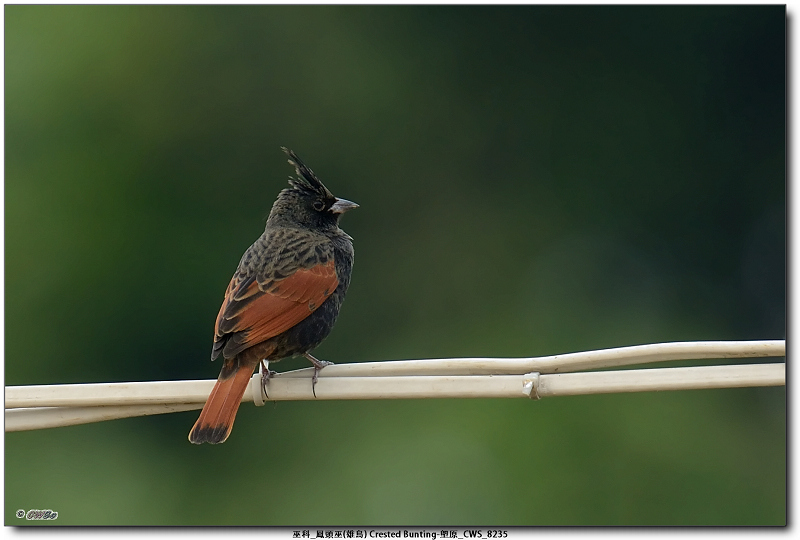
273,340,786,378
4,340,786,432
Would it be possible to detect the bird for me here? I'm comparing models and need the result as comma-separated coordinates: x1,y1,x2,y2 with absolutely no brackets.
188,147,357,444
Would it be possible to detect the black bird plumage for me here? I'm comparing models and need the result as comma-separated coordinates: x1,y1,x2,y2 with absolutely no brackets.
189,148,357,444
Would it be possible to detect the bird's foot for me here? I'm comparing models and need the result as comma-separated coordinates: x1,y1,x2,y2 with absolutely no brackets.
304,353,333,398
260,359,278,399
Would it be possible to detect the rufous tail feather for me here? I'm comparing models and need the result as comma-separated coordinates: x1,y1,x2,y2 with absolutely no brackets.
188,357,256,444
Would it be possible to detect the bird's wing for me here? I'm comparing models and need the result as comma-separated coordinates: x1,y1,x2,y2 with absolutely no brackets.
211,256,338,360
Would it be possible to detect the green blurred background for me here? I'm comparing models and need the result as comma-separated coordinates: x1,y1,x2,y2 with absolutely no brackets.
5,5,785,526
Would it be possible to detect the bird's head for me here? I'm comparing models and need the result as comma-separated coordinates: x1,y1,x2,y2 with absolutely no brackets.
267,148,358,231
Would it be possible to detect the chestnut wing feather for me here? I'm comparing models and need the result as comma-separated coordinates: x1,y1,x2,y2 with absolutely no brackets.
212,260,338,360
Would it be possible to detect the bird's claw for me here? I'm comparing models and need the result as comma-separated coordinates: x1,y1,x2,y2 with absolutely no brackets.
260,360,278,399
304,353,333,398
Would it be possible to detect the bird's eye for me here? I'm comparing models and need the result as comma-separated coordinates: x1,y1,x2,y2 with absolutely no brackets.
312,200,326,211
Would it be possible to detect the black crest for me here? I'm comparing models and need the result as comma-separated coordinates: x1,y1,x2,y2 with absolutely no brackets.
281,147,334,199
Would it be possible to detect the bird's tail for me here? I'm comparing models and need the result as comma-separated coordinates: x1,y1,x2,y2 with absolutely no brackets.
188,356,257,444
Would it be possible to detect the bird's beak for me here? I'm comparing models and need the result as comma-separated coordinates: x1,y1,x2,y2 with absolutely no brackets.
330,198,359,214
